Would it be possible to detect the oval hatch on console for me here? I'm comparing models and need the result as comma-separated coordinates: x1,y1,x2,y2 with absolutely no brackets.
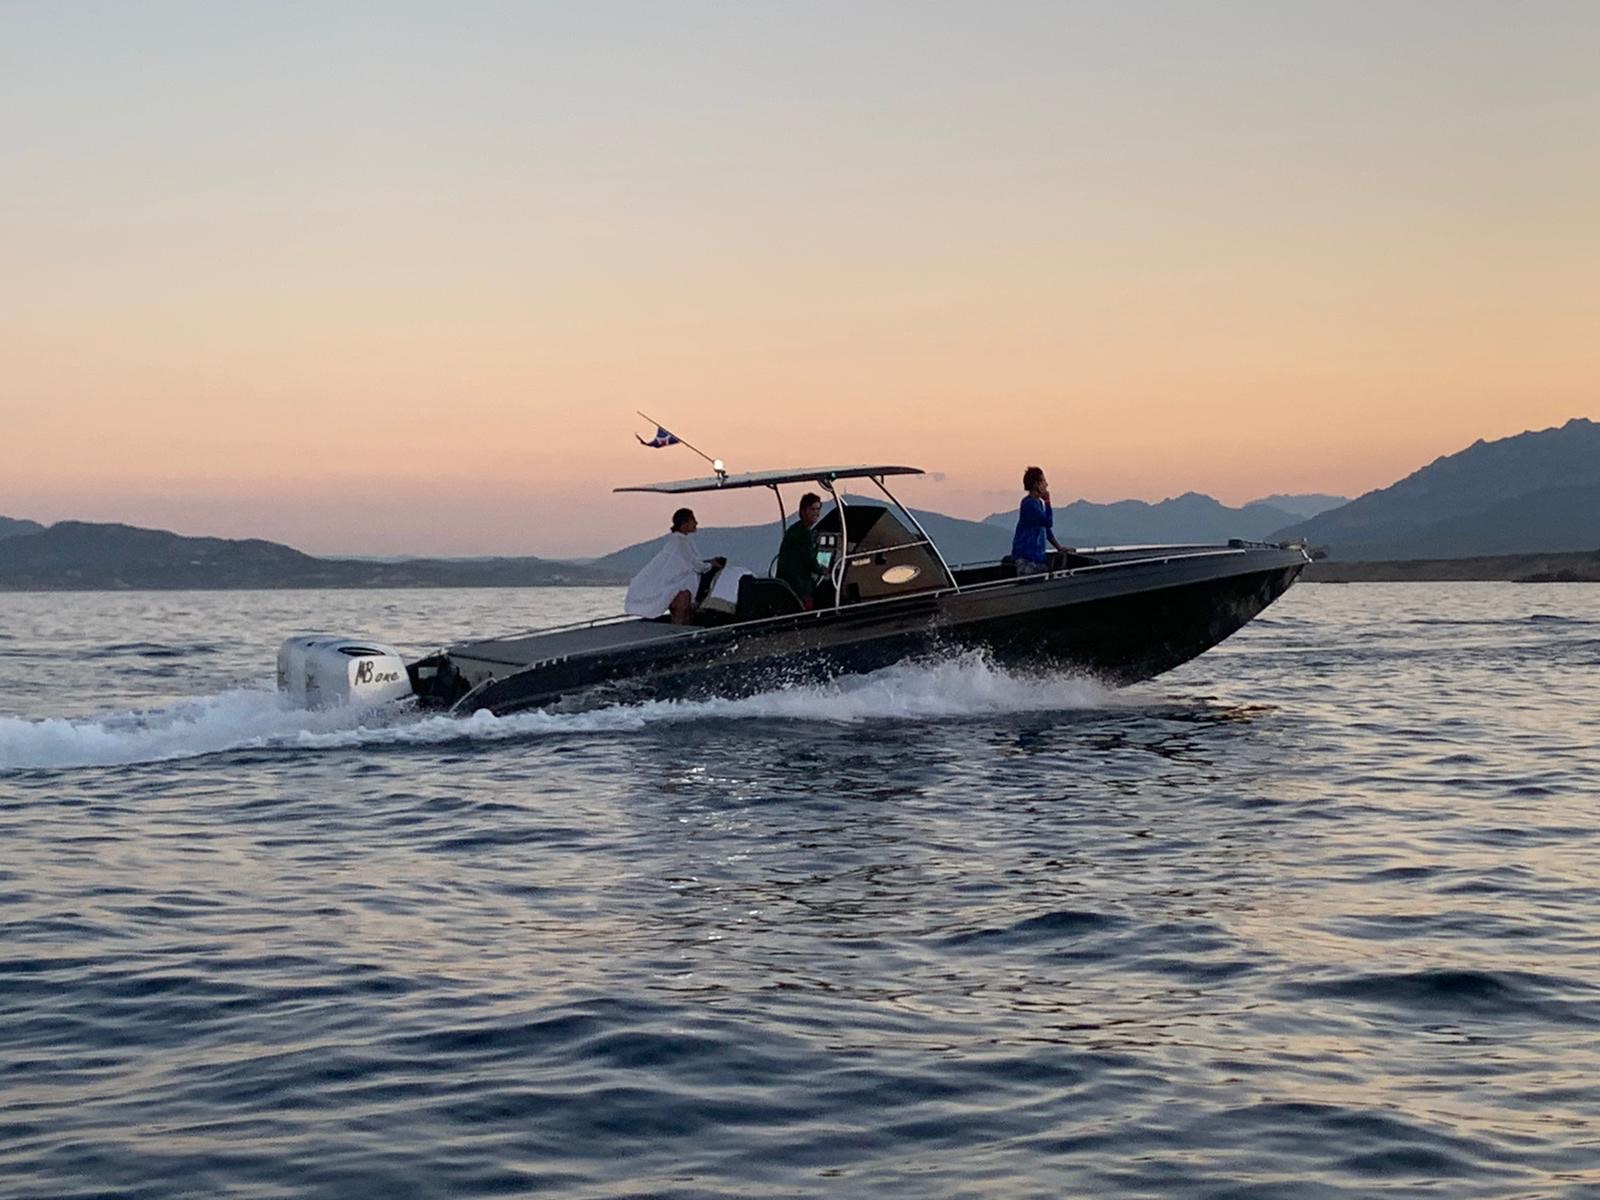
881,564,922,585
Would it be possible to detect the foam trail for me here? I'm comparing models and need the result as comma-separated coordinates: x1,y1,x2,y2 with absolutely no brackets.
684,653,1120,722
0,689,415,772
1,653,1126,772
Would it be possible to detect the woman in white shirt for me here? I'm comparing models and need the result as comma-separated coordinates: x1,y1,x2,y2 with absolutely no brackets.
624,508,726,624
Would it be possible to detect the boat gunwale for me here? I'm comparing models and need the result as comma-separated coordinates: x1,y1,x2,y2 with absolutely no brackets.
444,544,1309,670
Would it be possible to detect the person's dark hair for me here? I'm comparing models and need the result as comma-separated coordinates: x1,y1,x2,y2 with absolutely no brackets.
671,507,695,532
798,491,822,512
1022,466,1045,492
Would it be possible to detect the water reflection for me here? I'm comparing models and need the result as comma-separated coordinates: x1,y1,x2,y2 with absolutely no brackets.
3,584,1599,1199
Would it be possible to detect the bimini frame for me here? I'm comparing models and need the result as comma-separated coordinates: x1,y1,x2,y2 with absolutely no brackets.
615,464,959,605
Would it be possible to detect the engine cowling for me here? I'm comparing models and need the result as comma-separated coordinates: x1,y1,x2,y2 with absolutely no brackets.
277,636,414,708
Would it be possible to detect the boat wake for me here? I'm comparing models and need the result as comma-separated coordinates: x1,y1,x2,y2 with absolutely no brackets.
0,653,1129,772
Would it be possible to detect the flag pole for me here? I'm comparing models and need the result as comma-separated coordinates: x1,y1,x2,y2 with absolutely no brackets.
636,411,723,476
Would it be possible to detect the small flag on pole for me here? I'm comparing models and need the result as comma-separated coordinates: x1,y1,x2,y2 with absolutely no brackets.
637,425,680,449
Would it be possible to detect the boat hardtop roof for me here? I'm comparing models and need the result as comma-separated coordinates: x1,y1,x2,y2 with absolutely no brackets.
615,464,923,494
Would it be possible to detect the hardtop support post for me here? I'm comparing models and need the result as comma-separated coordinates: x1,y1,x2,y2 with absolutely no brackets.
767,483,788,578
820,476,847,609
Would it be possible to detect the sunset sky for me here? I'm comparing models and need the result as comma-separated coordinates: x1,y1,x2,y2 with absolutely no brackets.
4,1,1597,556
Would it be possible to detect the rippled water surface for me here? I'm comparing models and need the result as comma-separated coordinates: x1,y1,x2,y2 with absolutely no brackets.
2,583,1597,1198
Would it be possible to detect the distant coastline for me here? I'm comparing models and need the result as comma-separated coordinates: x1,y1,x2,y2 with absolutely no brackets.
5,520,1599,591
1306,551,1600,583
0,576,628,593
0,521,627,592
7,416,1599,589
7,549,1599,591
0,559,630,592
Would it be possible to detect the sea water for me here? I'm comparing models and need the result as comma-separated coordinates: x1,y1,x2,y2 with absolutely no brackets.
1,584,1596,1197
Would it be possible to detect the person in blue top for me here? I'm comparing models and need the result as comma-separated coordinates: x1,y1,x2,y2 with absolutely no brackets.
1011,465,1067,574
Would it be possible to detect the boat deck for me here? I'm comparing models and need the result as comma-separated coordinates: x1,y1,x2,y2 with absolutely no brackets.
447,619,695,670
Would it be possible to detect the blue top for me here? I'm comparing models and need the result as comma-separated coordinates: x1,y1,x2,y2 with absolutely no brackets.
1011,497,1053,564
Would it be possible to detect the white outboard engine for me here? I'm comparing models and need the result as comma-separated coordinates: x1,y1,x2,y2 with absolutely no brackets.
277,636,414,709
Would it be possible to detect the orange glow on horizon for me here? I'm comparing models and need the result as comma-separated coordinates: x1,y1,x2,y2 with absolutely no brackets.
3,3,1596,556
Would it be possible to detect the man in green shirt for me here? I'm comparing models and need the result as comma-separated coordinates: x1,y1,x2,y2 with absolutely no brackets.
775,491,826,605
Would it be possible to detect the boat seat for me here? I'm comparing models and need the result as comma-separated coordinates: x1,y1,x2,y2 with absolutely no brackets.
736,576,805,620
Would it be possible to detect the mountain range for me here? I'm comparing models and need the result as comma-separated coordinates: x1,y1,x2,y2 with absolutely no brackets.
4,418,1597,586
981,493,1327,546
0,522,621,590
0,516,44,541
1247,493,1348,519
1273,418,1600,559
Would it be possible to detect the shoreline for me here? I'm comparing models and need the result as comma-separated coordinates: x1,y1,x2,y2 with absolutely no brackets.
1305,552,1600,583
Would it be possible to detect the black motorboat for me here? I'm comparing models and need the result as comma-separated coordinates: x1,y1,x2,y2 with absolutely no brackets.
308,464,1305,716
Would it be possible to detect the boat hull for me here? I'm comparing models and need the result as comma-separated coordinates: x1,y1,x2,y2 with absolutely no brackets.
435,546,1307,716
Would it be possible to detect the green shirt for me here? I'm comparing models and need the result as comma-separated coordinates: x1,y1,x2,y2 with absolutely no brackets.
775,520,823,599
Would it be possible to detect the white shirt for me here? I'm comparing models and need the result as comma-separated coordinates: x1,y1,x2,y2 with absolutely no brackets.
624,532,713,617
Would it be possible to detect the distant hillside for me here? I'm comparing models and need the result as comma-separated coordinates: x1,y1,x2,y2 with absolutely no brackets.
30,423,1595,587
982,492,1300,545
594,497,1013,575
1246,493,1348,519
1274,418,1600,560
0,516,44,541
0,521,625,590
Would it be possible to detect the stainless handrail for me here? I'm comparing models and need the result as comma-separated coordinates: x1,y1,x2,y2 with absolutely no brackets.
824,479,848,608
950,546,1254,593
839,536,937,560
